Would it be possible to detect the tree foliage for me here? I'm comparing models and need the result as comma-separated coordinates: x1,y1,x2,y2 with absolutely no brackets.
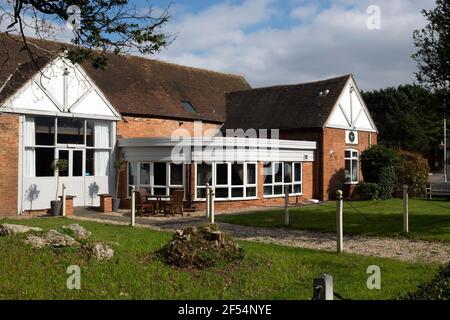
360,145,399,184
397,151,430,197
0,0,171,69
362,85,441,157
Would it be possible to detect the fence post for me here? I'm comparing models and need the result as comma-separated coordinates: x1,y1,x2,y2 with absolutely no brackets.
210,186,215,224
206,183,210,221
403,185,409,233
336,190,344,253
313,274,334,300
131,185,136,227
284,185,290,226
62,184,66,217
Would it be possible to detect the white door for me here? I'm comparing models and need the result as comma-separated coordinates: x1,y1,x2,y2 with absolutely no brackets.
57,148,85,206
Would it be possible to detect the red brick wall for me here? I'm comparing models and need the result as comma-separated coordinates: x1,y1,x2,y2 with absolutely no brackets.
0,114,19,216
322,128,377,200
117,117,221,139
280,127,378,201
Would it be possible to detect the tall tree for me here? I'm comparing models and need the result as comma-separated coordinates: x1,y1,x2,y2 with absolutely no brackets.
0,0,171,69
412,0,449,111
362,85,440,157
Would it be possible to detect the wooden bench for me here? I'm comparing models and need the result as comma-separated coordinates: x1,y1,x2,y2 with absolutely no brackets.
426,182,450,199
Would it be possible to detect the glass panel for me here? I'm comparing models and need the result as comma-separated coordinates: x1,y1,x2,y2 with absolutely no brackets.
170,164,183,186
216,163,228,185
128,163,138,186
154,163,167,186
85,149,94,176
345,159,351,183
35,148,55,177
264,186,272,196
215,188,229,198
263,163,272,184
352,159,359,182
284,163,292,183
35,117,55,146
197,188,207,199
86,120,94,147
231,188,244,198
294,163,301,182
274,185,283,195
197,164,212,186
58,150,69,177
247,164,256,185
153,187,167,196
294,184,302,194
352,151,358,158
345,150,351,158
246,187,257,197
231,164,244,186
73,150,83,177
140,163,151,185
274,163,283,183
57,118,85,144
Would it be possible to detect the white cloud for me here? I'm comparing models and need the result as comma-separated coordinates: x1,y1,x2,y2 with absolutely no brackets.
156,0,437,90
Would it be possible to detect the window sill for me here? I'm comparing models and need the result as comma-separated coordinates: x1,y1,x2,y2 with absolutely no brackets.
264,194,303,199
194,197,258,202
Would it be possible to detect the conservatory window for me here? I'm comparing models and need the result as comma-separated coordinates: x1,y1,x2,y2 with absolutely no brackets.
263,162,302,197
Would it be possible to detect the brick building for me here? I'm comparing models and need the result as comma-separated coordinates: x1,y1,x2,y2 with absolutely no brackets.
0,35,376,216
224,75,378,200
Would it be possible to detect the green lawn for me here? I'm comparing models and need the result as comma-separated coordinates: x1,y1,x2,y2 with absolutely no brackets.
217,199,450,242
0,218,441,300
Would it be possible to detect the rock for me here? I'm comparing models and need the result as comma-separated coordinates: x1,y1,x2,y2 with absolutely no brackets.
45,230,77,247
88,243,114,261
25,229,77,248
0,223,42,236
62,224,91,239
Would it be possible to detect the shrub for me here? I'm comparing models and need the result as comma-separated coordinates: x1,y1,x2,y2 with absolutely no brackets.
378,165,397,199
352,183,379,200
360,145,399,183
404,263,450,300
396,151,429,197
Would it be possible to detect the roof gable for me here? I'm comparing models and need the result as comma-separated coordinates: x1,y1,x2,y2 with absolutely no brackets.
1,56,121,119
325,76,378,132
223,75,351,130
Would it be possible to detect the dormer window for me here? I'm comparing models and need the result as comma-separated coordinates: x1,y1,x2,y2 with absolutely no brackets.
181,101,197,113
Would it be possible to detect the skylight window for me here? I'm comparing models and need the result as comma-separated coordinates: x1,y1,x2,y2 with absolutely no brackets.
181,101,197,113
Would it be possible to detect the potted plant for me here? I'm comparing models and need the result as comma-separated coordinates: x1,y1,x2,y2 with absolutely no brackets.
113,158,126,212
50,159,69,216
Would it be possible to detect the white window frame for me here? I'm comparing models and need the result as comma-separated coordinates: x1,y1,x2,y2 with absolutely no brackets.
25,116,113,178
263,162,303,198
194,162,258,201
128,162,185,198
345,149,359,184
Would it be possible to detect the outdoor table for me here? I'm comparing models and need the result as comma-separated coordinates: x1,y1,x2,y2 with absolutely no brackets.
147,195,173,214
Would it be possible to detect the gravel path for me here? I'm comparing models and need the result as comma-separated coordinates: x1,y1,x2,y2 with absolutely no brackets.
72,211,450,265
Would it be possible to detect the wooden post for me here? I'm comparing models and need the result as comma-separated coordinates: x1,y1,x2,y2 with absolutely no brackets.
61,184,66,217
210,186,215,224
313,274,334,300
206,183,210,221
336,190,344,253
131,185,136,227
284,185,290,226
403,185,409,233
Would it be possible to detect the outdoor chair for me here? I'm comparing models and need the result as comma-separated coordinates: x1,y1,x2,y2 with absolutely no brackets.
163,190,184,216
135,190,155,216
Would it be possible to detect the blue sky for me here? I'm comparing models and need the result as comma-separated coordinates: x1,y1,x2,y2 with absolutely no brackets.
0,0,438,90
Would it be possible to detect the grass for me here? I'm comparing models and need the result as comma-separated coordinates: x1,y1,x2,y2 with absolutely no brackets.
216,198,450,242
0,217,442,300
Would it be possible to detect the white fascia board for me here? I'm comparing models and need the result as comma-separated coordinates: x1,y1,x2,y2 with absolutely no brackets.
0,107,121,121
118,137,317,150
